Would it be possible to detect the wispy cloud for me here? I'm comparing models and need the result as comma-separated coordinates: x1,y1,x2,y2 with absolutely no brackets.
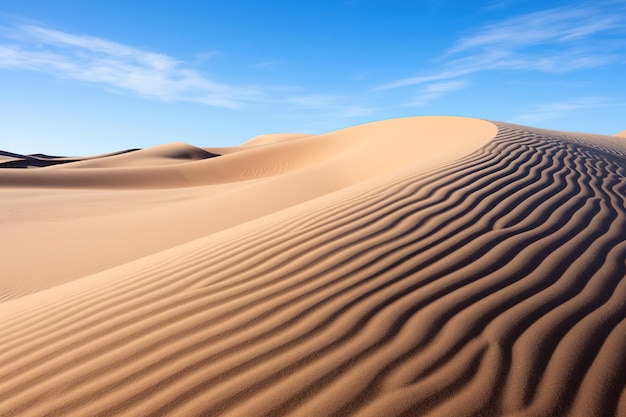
408,80,468,106
0,23,262,108
194,51,221,63
283,93,375,117
350,71,368,81
284,93,343,108
482,0,531,11
335,104,375,118
509,97,617,124
253,60,282,69
376,3,626,91
0,22,375,120
448,7,620,54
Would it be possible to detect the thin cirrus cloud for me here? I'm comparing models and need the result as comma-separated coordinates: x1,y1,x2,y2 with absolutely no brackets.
283,94,376,118
0,23,265,108
508,97,619,124
253,60,282,69
376,3,626,92
0,22,368,116
408,80,468,106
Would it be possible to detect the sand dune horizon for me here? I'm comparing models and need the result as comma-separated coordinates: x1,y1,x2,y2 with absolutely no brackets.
1,116,625,416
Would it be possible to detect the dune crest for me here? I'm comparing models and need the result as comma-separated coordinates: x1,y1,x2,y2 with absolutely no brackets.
242,133,313,147
1,116,625,417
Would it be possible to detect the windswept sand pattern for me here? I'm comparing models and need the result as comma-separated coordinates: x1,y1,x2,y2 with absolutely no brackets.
1,120,625,417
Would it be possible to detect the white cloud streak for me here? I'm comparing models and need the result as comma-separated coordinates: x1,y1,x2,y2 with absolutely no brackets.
0,24,262,108
509,97,616,124
409,80,468,106
284,93,343,108
253,60,282,69
448,7,620,54
0,23,374,119
376,3,626,91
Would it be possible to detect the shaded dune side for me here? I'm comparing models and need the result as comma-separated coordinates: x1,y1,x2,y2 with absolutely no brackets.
45,143,218,169
1,124,625,417
0,158,79,168
0,149,140,169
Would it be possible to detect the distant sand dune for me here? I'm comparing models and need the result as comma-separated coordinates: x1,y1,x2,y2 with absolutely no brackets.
45,142,218,169
0,117,625,416
0,117,494,189
0,149,144,168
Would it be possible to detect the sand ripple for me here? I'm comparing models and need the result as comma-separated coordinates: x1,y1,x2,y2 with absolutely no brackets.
0,120,625,416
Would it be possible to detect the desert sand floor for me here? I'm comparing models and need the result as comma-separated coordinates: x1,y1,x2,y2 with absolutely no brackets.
0,116,625,417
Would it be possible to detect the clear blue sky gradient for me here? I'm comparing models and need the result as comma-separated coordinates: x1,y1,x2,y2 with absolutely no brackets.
1,0,625,155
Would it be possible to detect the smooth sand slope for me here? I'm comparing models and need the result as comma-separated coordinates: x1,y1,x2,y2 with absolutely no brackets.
0,116,625,417
0,117,494,299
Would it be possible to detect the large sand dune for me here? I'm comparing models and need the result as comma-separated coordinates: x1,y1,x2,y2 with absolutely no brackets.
1,116,625,416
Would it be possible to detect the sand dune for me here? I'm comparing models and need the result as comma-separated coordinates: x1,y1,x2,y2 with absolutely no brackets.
616,130,626,138
0,149,141,169
1,116,625,417
242,133,314,147
45,143,218,169
0,150,75,168
0,117,495,298
0,117,494,189
0,154,19,164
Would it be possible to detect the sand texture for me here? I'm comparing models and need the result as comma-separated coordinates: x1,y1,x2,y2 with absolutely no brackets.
1,116,625,417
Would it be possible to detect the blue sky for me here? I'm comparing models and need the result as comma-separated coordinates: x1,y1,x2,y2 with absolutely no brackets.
1,0,625,155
